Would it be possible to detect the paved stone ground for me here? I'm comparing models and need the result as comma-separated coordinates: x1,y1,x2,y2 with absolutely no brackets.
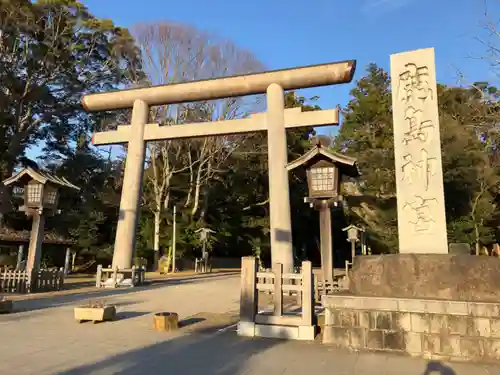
1,273,500,375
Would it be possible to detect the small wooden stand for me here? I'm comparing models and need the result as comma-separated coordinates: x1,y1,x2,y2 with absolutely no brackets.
74,305,116,324
153,312,179,332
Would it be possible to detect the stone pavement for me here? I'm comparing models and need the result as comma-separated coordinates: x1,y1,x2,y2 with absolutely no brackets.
1,273,500,375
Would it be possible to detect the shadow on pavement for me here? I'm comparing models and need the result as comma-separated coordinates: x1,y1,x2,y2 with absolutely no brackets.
55,330,280,375
179,317,206,328
423,361,456,375
4,272,238,317
115,311,151,321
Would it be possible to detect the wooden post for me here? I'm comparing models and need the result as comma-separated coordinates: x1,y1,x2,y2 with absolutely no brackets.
112,266,118,287
313,273,319,302
64,248,71,276
96,265,102,288
361,231,367,255
319,201,333,282
295,277,302,306
59,267,64,290
28,269,38,293
273,263,283,317
131,265,136,287
301,261,313,326
202,241,208,273
26,213,45,272
16,244,24,270
2,267,7,292
239,257,257,323
71,252,76,271
351,241,356,263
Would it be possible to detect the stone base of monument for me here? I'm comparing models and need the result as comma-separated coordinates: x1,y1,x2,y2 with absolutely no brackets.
349,254,500,302
321,254,500,362
322,294,500,362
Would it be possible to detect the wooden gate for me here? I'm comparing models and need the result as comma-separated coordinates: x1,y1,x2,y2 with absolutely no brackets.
237,256,315,340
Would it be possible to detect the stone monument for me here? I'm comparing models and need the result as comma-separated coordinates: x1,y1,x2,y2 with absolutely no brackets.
390,47,448,254
321,49,500,362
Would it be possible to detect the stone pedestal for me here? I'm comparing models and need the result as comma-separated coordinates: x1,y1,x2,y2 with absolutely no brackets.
349,254,500,302
322,294,500,362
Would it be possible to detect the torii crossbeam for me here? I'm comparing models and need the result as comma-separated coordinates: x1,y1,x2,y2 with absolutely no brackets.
83,60,356,272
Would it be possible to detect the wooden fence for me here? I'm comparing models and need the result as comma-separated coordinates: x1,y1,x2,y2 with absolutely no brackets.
314,276,341,301
238,256,315,340
257,267,349,304
0,268,64,293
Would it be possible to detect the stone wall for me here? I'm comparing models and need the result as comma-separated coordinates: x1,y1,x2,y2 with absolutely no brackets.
349,254,500,302
322,294,500,362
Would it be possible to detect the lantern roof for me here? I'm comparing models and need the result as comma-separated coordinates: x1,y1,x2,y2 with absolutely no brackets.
2,167,80,191
286,144,360,178
342,224,365,232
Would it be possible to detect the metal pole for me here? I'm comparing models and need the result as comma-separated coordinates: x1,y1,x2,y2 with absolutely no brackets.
266,83,293,273
111,99,148,269
172,205,176,273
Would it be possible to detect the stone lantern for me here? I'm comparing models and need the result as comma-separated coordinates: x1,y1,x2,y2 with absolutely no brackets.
342,224,366,262
287,137,359,282
2,168,79,272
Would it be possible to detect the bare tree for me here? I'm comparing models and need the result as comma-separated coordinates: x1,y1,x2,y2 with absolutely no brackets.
132,22,264,269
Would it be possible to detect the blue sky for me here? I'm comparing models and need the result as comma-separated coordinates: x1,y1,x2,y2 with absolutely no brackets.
81,0,492,106
29,0,497,159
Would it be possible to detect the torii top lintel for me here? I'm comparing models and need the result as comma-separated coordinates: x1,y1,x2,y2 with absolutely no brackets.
81,60,357,112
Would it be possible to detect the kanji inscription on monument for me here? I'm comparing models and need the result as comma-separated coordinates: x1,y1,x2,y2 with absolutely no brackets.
391,48,448,254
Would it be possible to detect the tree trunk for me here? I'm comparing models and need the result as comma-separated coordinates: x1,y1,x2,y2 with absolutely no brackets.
191,168,203,217
474,222,480,256
199,188,210,224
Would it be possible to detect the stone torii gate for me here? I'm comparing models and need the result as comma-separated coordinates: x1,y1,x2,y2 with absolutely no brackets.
82,60,356,273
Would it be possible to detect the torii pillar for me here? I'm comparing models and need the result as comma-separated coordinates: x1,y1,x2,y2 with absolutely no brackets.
82,60,356,272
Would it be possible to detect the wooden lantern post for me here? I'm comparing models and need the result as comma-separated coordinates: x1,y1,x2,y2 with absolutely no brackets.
2,168,79,272
286,137,359,282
